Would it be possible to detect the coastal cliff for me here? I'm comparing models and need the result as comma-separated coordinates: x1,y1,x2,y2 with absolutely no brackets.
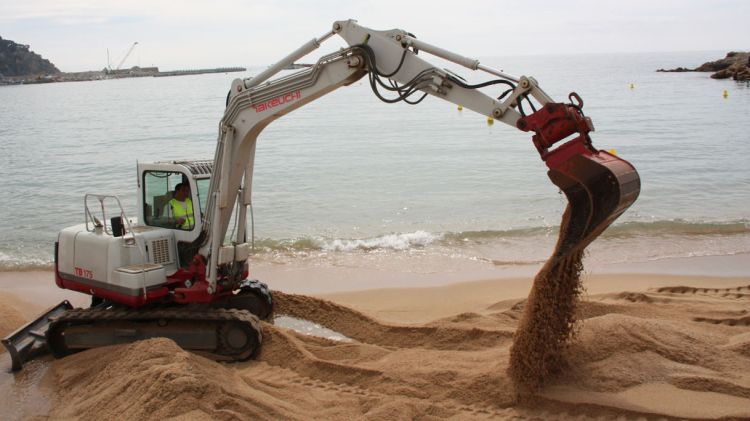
658,51,750,81
0,36,59,77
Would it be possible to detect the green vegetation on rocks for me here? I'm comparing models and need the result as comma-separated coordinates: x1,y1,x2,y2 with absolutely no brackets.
0,36,59,77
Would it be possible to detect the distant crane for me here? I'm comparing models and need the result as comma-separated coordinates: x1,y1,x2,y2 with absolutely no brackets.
107,42,139,73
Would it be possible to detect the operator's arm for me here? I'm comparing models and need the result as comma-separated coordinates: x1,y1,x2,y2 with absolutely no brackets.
162,201,186,228
163,203,172,219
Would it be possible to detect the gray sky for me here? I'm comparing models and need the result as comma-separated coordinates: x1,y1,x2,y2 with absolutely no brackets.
1,0,748,72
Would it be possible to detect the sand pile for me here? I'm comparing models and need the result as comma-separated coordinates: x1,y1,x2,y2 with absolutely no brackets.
564,314,737,391
48,338,275,420
37,276,750,420
47,322,517,420
542,290,750,419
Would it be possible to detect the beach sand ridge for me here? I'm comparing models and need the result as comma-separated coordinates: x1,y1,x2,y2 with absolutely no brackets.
13,275,743,420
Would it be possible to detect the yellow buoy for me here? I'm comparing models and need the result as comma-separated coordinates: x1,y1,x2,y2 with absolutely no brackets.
487,116,494,125
457,104,463,111
723,89,729,98
608,149,617,156
629,83,635,89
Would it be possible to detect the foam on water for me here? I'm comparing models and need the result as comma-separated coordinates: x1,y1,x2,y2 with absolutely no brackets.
0,251,53,271
321,230,441,252
1,219,749,271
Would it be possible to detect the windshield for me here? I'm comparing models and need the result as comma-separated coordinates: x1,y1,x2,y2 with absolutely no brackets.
196,178,210,216
142,171,207,231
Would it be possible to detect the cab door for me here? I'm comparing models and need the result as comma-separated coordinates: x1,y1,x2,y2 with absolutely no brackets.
141,169,203,266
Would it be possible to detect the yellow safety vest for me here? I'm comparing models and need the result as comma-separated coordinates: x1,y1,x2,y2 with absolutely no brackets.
169,198,195,230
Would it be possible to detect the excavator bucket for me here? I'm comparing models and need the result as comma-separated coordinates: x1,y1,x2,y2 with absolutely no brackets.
547,151,640,258
517,99,641,258
2,300,73,371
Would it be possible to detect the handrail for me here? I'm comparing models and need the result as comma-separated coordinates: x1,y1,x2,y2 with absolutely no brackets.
83,194,151,298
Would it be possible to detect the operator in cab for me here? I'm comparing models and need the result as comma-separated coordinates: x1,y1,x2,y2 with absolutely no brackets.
164,183,195,230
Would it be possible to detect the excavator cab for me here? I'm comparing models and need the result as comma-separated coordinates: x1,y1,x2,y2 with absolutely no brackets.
139,162,210,234
143,173,180,228
138,161,213,267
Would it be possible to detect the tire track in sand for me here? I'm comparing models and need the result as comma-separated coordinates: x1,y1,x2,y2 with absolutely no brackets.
650,284,750,326
656,284,750,299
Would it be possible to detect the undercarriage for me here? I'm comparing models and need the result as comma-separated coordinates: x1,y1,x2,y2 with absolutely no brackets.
2,280,273,370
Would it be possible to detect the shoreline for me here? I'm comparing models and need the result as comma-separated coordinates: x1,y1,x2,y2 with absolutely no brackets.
1,253,746,319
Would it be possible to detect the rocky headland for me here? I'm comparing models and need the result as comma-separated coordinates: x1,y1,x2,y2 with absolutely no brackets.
0,36,59,79
658,51,750,81
0,35,246,85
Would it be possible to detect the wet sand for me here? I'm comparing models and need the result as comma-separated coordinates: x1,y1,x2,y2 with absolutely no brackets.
1,254,749,420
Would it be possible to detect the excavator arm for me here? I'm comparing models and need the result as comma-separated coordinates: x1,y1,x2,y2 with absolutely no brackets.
199,19,640,293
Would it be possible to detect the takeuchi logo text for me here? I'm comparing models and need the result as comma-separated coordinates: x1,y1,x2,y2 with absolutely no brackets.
253,90,302,113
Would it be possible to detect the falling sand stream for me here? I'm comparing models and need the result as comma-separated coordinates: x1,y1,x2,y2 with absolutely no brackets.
508,208,586,394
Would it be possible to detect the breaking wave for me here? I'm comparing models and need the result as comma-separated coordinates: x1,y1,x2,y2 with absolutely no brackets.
251,219,749,253
0,251,53,272
1,219,747,270
602,219,750,238
253,230,442,253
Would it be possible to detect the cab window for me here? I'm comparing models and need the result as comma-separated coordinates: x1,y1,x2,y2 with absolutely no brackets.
196,178,210,216
143,171,192,229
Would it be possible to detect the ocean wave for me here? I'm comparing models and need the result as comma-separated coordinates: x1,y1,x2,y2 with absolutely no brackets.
601,219,750,238
442,226,556,242
0,263,55,272
253,230,442,253
321,230,441,252
443,219,750,242
469,219,744,242
247,219,750,253
1,219,747,271
0,251,53,272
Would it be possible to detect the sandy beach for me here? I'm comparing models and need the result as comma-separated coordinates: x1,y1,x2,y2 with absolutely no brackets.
1,254,748,420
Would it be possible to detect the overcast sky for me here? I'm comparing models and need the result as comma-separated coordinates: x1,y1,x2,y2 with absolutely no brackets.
1,0,748,72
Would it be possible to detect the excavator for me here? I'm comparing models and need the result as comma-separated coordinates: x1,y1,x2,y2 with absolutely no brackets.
3,20,640,370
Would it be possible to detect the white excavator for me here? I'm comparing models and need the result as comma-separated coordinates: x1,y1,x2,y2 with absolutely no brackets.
3,20,640,370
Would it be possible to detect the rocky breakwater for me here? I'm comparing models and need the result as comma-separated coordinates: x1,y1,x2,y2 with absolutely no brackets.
658,51,750,81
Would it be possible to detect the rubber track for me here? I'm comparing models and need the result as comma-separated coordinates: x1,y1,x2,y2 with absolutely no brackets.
47,306,262,361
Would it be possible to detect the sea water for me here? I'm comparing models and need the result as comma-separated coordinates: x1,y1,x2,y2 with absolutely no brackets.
1,51,748,274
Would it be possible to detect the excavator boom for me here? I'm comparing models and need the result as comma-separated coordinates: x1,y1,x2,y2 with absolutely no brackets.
200,19,640,285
